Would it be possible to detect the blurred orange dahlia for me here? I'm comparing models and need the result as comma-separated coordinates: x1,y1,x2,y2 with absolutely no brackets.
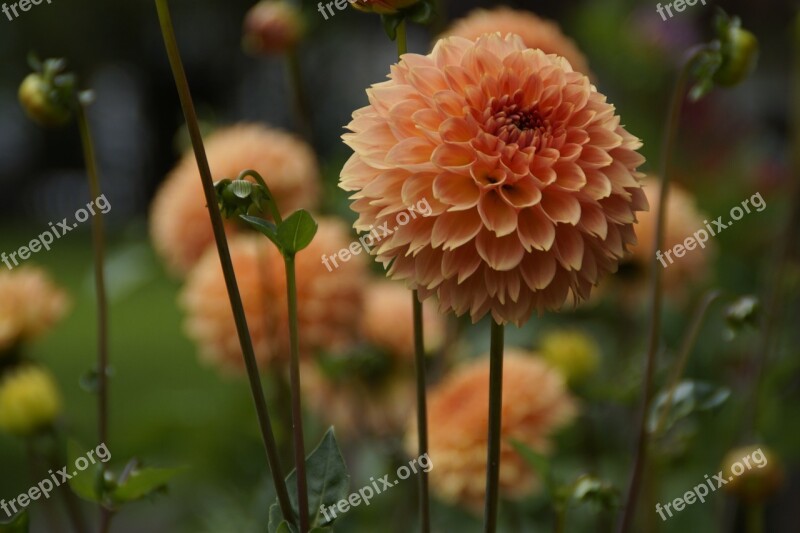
340,34,647,326
150,123,320,276
406,349,576,509
180,218,365,373
441,8,591,76
0,267,69,352
626,177,712,293
360,280,445,359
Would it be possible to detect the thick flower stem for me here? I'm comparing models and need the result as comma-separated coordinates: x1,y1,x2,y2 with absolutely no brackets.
617,47,704,533
75,103,112,533
154,0,294,525
284,256,310,533
484,320,505,533
396,20,408,56
412,290,430,533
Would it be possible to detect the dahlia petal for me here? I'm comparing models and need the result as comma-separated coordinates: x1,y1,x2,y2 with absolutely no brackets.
407,66,451,97
577,201,608,240
386,138,435,167
476,230,525,271
517,205,556,251
440,117,476,143
433,172,481,210
520,252,557,290
432,142,477,169
552,161,586,190
478,189,518,237
540,188,581,225
554,226,584,270
431,209,483,250
442,244,482,283
498,179,542,208
579,145,614,168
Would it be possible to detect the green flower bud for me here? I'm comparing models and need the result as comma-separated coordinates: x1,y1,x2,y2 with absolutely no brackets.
18,72,72,128
712,13,758,87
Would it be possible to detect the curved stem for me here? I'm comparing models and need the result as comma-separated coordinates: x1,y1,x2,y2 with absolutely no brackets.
412,290,430,533
617,46,705,533
238,169,283,224
284,256,309,533
653,290,722,437
484,320,505,533
155,0,294,525
75,103,112,533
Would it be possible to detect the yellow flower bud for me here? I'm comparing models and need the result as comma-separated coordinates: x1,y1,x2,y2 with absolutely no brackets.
18,73,72,128
242,0,305,56
721,445,783,503
713,25,758,87
539,329,600,385
0,365,62,437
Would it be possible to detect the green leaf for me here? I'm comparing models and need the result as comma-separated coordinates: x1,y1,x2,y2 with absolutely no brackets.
285,428,350,528
380,13,402,41
111,466,184,504
67,440,103,503
0,510,29,533
240,214,281,249
277,210,318,255
268,504,298,533
275,522,299,533
406,0,435,25
648,380,731,434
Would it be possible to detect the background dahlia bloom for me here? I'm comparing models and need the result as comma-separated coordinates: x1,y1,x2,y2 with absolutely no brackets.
406,349,576,509
242,0,305,56
341,34,647,326
440,7,591,77
150,123,320,276
626,177,713,293
180,218,365,373
0,267,69,352
360,280,445,359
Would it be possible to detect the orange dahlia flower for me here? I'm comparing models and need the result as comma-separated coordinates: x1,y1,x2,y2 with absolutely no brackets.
0,267,69,352
407,349,577,509
341,34,647,326
180,218,365,373
441,8,591,76
151,123,320,276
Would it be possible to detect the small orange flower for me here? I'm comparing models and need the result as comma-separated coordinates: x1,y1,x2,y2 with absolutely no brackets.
180,218,365,373
150,124,320,276
243,0,305,55
360,280,445,359
0,267,69,352
441,7,591,76
406,349,576,509
341,34,647,326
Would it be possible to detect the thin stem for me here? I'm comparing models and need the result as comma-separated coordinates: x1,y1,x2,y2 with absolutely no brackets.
617,46,705,533
745,503,765,533
45,432,89,533
484,320,505,533
238,169,283,224
396,20,408,56
285,49,312,143
155,0,294,525
653,290,722,437
75,103,112,533
25,442,61,533
412,290,430,533
284,256,309,533
553,505,566,533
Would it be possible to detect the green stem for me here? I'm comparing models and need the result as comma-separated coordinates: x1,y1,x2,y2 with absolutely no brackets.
412,290,430,533
484,320,505,533
285,49,312,143
396,20,408,56
154,0,294,525
653,290,722,437
238,169,283,224
553,505,566,533
617,46,706,533
284,255,309,533
75,103,112,533
745,503,765,533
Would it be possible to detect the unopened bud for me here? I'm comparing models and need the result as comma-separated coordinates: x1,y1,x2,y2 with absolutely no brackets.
243,0,305,56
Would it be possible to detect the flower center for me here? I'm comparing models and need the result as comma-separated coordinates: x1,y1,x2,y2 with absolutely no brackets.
482,96,551,149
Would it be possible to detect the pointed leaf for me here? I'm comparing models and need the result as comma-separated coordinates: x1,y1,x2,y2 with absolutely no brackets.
111,466,184,504
277,210,318,255
67,440,103,503
648,380,731,434
240,214,281,249
285,428,350,528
